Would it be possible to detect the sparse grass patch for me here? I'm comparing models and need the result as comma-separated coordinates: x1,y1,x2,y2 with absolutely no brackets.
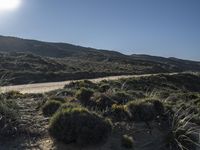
0,96,19,138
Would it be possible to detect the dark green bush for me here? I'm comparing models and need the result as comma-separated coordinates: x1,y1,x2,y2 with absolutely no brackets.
127,99,164,122
42,100,62,116
121,134,134,149
49,107,112,146
109,104,130,121
92,93,116,110
76,88,94,105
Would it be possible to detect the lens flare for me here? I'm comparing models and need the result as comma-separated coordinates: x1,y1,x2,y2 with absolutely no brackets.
0,0,21,11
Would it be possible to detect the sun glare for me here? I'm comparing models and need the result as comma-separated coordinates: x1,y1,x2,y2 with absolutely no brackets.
0,0,21,11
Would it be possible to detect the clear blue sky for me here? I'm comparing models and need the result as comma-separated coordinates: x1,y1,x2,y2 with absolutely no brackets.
0,0,199,60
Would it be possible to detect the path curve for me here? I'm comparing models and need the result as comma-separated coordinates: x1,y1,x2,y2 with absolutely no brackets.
0,73,178,94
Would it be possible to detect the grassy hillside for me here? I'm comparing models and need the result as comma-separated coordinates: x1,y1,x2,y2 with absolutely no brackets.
0,35,200,85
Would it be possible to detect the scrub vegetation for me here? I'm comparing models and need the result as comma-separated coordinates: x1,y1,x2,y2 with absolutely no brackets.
1,72,200,150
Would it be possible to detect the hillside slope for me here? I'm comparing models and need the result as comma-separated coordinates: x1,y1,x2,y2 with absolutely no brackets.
0,35,200,85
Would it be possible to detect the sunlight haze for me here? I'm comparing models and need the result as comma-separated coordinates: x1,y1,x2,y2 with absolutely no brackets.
0,0,21,11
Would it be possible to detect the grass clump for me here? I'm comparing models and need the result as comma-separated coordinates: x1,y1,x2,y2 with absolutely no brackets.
121,134,134,149
0,97,19,138
49,107,112,146
164,107,200,150
42,100,62,117
76,87,94,106
127,99,164,122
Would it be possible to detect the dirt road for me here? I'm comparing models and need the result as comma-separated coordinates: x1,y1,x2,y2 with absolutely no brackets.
0,73,178,94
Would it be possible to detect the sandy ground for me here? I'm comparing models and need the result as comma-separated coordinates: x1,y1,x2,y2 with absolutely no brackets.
0,73,178,94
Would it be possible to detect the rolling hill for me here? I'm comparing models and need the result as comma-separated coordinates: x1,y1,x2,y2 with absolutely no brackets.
0,35,199,85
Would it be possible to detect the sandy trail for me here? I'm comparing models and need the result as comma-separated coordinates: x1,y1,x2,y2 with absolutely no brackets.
0,73,178,94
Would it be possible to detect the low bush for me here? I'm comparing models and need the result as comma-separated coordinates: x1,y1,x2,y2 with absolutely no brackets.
76,88,94,106
109,104,130,121
92,93,116,110
49,107,112,146
127,99,164,122
42,100,62,116
121,134,134,149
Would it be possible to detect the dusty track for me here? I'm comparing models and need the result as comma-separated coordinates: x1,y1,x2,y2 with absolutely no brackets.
0,73,179,94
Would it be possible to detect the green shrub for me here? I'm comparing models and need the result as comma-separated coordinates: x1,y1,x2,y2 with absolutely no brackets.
49,107,112,146
92,93,116,110
76,88,94,105
121,134,134,149
110,104,130,121
127,100,155,121
127,99,164,122
42,100,62,116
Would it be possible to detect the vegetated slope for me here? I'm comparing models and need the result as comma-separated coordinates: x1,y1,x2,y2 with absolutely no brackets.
1,73,200,149
0,35,200,85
